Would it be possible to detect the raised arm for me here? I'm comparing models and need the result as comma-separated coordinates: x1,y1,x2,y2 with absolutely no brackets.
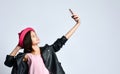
4,45,21,67
65,9,80,39
10,45,21,56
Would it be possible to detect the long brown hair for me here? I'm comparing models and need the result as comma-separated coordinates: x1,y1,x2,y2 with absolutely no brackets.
23,31,33,53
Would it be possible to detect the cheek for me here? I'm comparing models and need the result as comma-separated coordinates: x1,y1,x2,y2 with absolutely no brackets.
32,38,40,44
31,38,36,44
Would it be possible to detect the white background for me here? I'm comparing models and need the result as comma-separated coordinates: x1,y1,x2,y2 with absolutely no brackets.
0,0,120,74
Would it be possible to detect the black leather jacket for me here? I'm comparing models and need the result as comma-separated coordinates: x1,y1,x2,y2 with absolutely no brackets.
4,36,68,74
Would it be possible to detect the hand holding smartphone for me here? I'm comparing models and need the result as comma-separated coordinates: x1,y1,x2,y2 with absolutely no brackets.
69,9,80,23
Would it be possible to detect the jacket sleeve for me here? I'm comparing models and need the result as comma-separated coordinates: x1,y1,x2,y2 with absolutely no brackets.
51,36,68,52
4,55,15,67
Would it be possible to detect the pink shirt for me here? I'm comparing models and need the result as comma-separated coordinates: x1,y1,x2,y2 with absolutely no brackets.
27,53,49,74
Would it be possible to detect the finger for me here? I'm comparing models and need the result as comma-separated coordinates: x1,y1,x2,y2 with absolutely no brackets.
74,17,78,19
72,15,79,19
75,18,80,23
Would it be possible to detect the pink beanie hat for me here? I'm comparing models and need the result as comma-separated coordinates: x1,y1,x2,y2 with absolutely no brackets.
18,27,35,47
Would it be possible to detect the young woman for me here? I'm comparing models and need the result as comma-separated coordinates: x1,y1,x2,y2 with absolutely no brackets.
4,9,80,74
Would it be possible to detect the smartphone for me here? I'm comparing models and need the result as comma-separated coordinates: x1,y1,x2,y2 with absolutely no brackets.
69,9,74,15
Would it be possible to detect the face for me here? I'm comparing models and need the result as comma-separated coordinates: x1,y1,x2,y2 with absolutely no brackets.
30,31,40,45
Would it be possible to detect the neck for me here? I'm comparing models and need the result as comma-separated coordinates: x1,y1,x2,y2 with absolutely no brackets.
32,45,41,55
